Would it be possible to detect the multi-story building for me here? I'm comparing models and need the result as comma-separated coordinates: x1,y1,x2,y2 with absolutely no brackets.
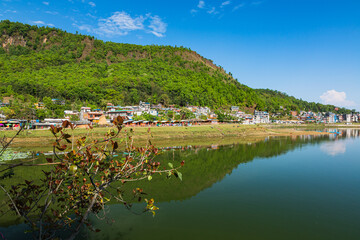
254,110,270,124
326,112,338,123
80,107,91,122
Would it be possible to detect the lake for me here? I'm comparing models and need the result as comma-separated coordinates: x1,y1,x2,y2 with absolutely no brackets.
1,129,360,240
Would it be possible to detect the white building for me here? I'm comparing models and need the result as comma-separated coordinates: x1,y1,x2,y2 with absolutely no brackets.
80,107,91,122
231,106,239,111
345,114,352,123
139,101,150,111
254,110,270,124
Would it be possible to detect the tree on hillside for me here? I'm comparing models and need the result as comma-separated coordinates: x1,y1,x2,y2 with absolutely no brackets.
180,108,195,120
0,20,354,114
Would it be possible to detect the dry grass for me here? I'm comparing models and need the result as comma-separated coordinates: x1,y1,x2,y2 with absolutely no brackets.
0,124,330,149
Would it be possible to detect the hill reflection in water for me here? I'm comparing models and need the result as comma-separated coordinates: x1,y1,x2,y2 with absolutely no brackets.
1,129,360,240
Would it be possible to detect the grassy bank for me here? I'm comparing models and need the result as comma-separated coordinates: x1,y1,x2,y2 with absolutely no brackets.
0,124,330,149
267,123,360,129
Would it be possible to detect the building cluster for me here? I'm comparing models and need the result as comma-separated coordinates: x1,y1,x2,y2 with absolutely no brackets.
62,102,216,126
1,98,360,130
24,102,270,129
59,103,271,126
228,108,270,124
277,111,360,124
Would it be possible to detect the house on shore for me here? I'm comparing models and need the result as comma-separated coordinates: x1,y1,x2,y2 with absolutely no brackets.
80,107,91,122
254,110,270,124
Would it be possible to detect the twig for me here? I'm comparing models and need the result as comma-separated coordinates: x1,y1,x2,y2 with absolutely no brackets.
0,185,21,216
0,124,25,157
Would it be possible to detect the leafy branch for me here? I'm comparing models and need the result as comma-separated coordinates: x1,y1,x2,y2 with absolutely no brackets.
2,117,183,240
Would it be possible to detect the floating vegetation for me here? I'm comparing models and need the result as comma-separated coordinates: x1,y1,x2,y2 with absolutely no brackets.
0,149,32,161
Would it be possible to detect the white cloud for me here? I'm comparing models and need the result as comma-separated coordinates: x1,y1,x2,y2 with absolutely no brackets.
42,1,49,5
207,7,217,14
190,9,197,14
77,11,166,37
31,20,54,27
89,1,96,7
192,0,230,15
198,1,205,9
45,11,58,15
320,90,356,107
98,11,144,35
86,13,97,19
32,20,45,25
148,15,167,37
221,1,231,7
233,3,245,11
4,10,17,13
74,24,94,32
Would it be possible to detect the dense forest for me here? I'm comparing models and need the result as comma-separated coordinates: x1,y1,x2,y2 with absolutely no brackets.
0,20,352,119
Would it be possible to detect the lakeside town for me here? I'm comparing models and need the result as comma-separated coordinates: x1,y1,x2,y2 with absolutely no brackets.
1,3,360,239
1,99,359,130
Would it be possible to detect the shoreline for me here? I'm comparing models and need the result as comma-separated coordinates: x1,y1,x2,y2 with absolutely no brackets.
0,124,334,149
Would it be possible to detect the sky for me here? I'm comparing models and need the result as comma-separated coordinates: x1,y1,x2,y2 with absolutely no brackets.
1,0,360,110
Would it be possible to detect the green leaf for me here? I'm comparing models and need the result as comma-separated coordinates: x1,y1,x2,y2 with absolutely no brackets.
176,171,182,181
168,162,174,168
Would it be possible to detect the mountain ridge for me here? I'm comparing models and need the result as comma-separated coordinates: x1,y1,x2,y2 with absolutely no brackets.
0,20,352,119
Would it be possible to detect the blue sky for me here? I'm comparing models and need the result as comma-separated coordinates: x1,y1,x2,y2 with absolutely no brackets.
1,0,360,110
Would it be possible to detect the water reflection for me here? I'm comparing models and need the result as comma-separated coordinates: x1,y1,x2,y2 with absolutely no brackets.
319,128,360,156
320,141,347,156
1,128,360,240
80,128,360,240
2,128,360,162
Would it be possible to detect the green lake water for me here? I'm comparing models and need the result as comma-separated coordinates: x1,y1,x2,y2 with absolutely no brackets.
1,129,360,240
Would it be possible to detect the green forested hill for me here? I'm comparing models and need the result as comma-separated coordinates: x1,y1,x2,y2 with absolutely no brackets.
0,20,351,118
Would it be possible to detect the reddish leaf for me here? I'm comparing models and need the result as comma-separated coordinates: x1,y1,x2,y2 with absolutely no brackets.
56,145,67,151
113,116,123,126
25,180,32,185
62,120,70,128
